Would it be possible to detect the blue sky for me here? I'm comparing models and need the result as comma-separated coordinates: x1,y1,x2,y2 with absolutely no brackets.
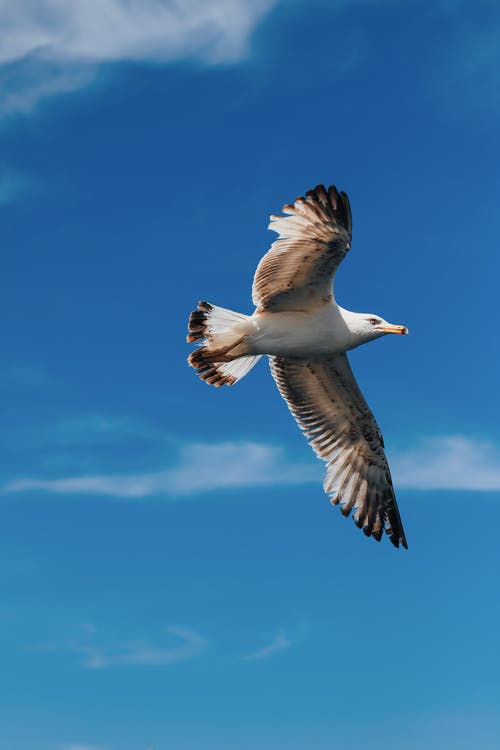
1,1,500,749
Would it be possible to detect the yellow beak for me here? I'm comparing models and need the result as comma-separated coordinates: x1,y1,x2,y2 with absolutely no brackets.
376,324,409,335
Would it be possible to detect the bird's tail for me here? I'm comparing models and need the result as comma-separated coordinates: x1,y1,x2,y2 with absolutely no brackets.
187,301,262,387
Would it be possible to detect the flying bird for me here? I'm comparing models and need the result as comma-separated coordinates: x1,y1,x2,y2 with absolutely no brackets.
187,184,409,549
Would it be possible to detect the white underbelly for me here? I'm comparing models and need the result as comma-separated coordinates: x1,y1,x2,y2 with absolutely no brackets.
247,308,349,357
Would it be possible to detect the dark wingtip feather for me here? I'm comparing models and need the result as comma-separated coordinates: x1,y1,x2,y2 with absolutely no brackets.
327,184,339,208
388,531,409,550
300,183,351,239
338,489,407,549
338,191,352,237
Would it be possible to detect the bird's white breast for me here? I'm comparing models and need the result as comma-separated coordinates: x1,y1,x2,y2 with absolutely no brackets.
247,306,353,357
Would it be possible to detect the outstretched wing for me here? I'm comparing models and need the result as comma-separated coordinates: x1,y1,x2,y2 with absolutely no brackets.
252,184,352,312
269,353,408,548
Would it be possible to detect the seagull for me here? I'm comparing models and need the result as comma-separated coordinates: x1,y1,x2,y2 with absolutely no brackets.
187,184,409,549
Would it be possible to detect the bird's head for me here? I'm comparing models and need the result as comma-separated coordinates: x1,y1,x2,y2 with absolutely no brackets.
342,310,409,345
360,314,409,341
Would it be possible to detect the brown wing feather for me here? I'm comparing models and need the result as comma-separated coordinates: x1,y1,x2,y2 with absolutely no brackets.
269,353,408,549
252,184,352,312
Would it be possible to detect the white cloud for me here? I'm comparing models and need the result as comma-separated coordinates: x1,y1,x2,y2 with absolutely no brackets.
391,435,500,491
238,631,292,661
5,435,500,499
0,0,277,65
3,441,320,498
47,625,207,669
1,1,494,118
0,0,278,116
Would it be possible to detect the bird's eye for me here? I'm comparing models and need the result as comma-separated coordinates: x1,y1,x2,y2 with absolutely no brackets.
369,317,379,325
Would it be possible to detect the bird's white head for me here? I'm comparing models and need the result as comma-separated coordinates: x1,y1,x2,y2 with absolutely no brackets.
341,309,409,348
360,313,409,342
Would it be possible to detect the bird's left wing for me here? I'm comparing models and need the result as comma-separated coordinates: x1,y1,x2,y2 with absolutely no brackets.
269,353,408,548
252,185,352,312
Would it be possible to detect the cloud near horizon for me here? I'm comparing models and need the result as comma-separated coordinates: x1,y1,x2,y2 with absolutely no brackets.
0,0,278,116
4,435,500,498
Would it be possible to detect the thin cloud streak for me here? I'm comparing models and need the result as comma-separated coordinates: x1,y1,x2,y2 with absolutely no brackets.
45,626,207,669
3,441,320,498
88,626,207,669
238,631,292,661
5,435,500,498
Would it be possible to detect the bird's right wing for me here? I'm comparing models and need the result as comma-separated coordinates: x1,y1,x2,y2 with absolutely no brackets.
252,185,352,312
269,353,408,548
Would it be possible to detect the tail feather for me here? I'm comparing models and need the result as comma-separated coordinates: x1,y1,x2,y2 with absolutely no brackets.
187,301,250,344
188,348,261,387
187,301,261,387
187,302,211,343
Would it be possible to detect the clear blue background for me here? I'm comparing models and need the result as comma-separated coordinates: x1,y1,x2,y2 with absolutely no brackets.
1,2,500,749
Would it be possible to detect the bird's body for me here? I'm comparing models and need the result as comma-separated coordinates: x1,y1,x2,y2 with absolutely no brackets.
249,306,355,357
217,306,382,358
187,184,409,549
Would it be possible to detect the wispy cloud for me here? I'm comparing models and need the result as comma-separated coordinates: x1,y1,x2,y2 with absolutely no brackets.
0,59,96,118
3,441,319,498
238,631,292,661
0,0,278,116
391,435,500,491
5,435,500,498
45,625,207,669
